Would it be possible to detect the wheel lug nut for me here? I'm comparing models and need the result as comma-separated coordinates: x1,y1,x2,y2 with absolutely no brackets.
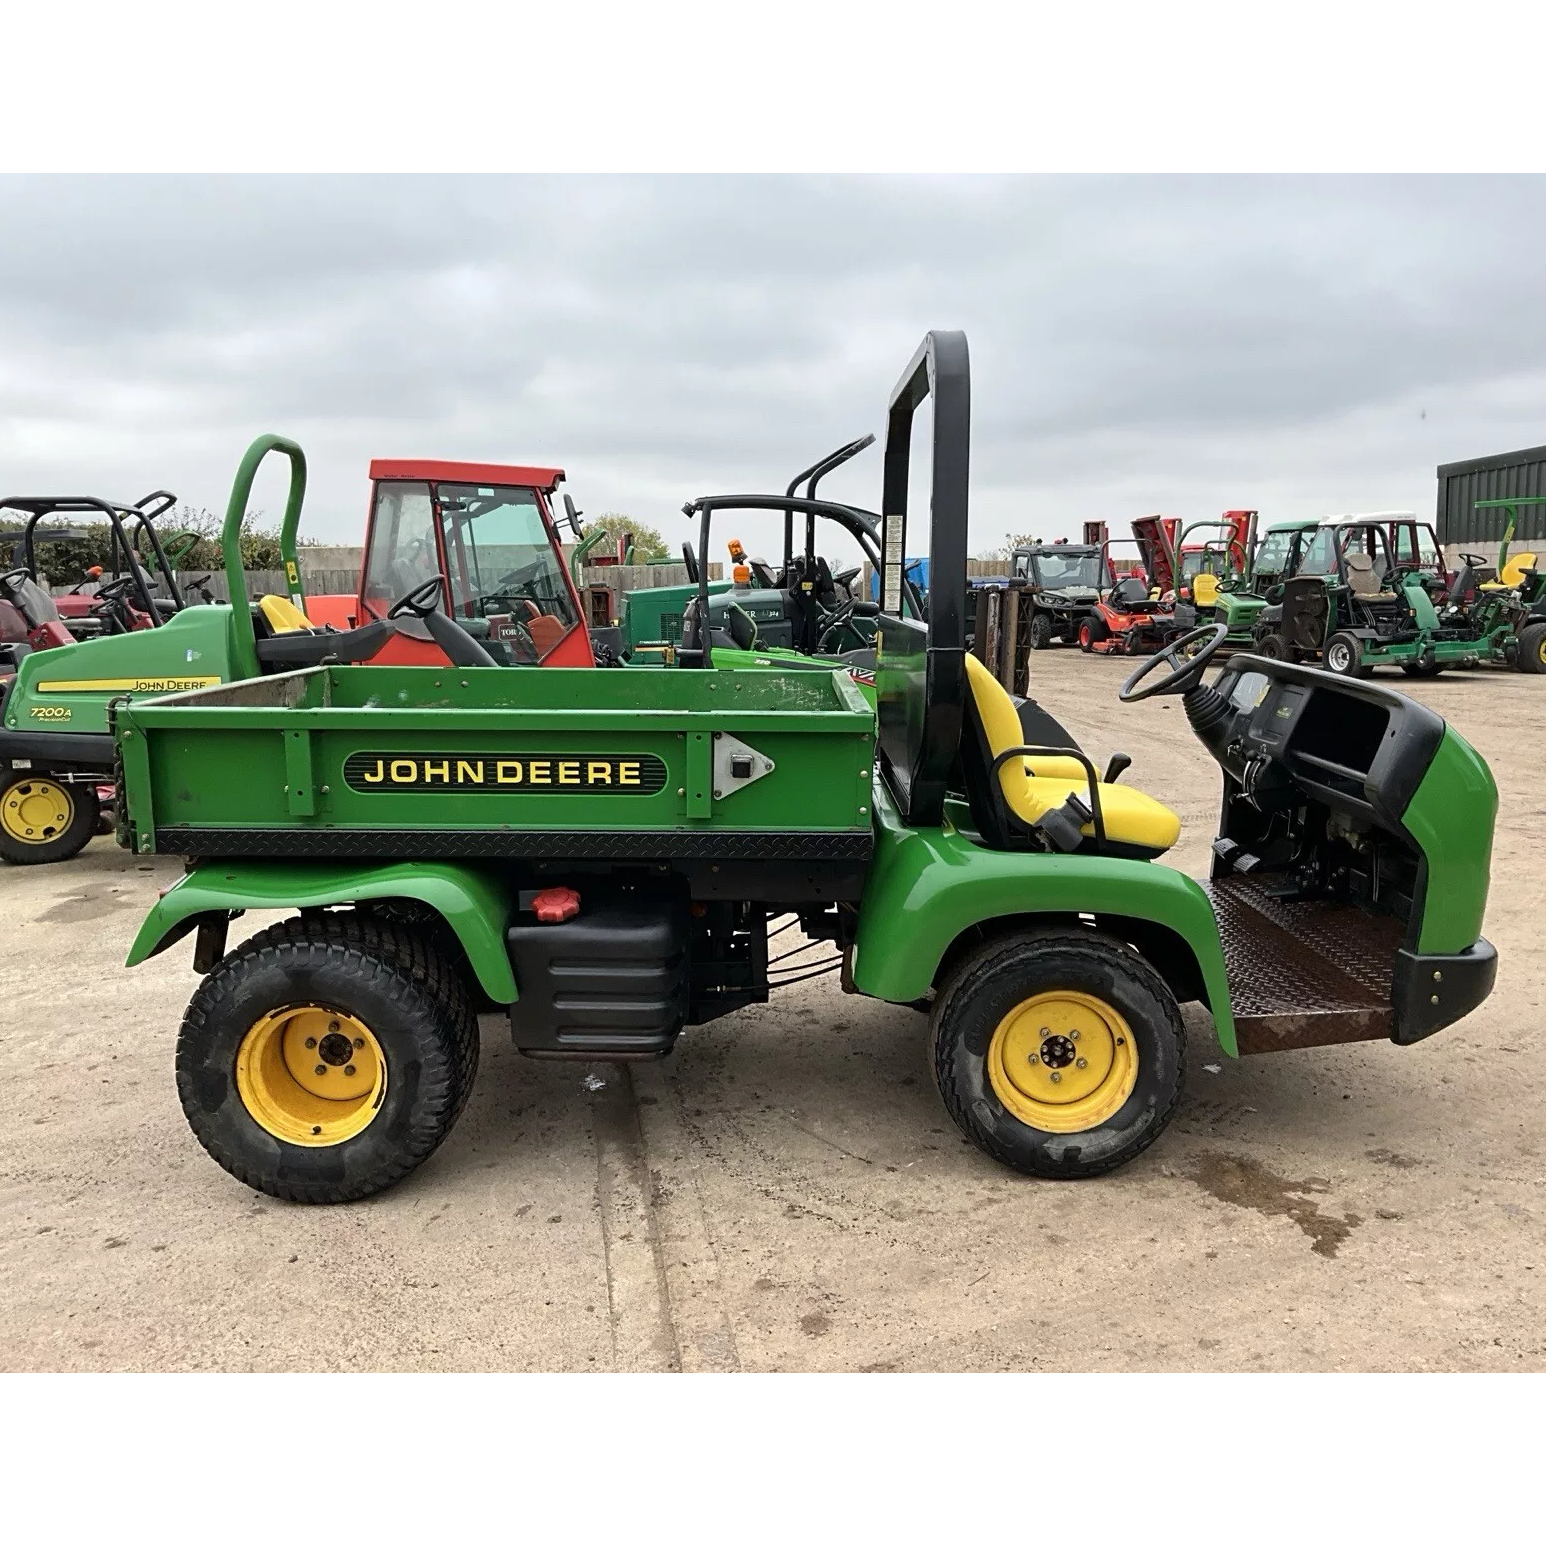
344,1065,356,1076
353,1037,365,1049
314,1065,327,1076
1070,1029,1080,1040
304,1037,317,1049
311,1125,322,1135
328,1020,340,1032
1050,1072,1062,1083
1076,1058,1088,1069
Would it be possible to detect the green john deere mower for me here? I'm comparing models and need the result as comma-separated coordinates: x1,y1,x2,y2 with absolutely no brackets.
116,331,1499,1202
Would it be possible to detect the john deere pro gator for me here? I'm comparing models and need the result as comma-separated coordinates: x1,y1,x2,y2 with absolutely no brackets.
114,332,1499,1203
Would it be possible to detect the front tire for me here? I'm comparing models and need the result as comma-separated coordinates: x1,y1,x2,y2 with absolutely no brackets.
1027,612,1054,651
1078,617,1107,653
1253,632,1289,661
1323,630,1370,677
176,916,479,1203
0,770,98,865
930,930,1185,1179
1518,621,1546,675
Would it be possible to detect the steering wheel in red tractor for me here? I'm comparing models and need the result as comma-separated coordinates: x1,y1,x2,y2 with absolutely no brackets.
89,573,152,634
1118,623,1229,703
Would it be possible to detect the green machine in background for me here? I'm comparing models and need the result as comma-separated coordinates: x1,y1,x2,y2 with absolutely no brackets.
0,436,412,864
116,331,1499,1206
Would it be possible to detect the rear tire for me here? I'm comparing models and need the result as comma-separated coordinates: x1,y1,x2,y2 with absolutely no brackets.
930,930,1185,1179
1253,632,1289,660
0,770,99,866
1027,612,1054,651
176,916,479,1203
1323,631,1370,677
1518,621,1546,675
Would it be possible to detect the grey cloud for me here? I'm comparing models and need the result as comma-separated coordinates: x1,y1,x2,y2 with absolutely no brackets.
2,174,1543,565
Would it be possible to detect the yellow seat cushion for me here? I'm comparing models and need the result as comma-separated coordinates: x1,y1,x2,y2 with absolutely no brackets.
257,594,313,634
1191,571,1220,607
1500,552,1538,588
963,653,1181,854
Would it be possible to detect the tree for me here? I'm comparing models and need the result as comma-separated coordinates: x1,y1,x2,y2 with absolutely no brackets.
0,503,297,583
582,513,670,563
972,532,1040,562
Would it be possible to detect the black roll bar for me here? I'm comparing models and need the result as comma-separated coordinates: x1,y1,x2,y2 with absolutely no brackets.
876,330,970,828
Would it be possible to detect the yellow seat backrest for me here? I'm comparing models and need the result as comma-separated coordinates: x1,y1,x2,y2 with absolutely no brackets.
961,654,1181,854
1501,552,1538,588
1192,571,1220,607
257,594,313,635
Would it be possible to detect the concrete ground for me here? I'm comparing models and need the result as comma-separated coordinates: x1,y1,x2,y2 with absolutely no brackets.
1,649,1541,1372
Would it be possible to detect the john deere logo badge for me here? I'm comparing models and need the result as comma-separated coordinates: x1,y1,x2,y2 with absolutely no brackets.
343,752,667,794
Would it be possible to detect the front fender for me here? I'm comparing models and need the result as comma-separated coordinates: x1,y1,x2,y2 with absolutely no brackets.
852,787,1238,1054
126,860,518,1003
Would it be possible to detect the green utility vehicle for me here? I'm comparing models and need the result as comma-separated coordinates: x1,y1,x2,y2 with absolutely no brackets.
1256,512,1489,677
1443,499,1546,674
117,332,1498,1204
0,442,407,863
1213,517,1318,644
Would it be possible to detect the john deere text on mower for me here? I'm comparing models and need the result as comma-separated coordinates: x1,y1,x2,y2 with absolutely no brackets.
112,330,1498,1203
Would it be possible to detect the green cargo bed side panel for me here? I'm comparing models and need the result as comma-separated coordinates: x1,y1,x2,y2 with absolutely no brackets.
852,780,1238,1054
1401,727,1497,954
126,860,519,1002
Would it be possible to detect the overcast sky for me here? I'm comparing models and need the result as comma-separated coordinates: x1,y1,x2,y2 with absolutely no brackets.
3,175,1543,566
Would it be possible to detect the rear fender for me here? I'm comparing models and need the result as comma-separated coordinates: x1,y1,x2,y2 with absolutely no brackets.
126,859,518,1002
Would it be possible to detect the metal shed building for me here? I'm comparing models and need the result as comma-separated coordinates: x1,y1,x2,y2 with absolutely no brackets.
1436,445,1546,555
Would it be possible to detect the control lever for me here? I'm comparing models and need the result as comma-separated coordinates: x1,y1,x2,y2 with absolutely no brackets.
1103,753,1132,784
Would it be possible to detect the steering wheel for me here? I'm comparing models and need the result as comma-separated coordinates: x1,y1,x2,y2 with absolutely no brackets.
682,541,700,585
1118,623,1228,703
387,576,449,620
0,566,28,593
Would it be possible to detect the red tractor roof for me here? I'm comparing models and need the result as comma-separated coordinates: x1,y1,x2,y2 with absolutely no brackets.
369,459,565,493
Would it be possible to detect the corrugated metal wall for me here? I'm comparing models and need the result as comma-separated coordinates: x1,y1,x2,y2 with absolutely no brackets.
1436,446,1546,546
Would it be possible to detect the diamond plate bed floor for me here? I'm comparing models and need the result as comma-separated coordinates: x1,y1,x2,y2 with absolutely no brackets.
1201,874,1406,1054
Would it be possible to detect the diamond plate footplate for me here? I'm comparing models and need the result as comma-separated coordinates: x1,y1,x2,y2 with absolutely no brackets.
1204,874,1404,1054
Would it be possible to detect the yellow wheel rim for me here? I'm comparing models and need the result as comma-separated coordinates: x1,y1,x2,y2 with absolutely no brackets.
235,1006,387,1147
1,778,74,844
986,989,1139,1135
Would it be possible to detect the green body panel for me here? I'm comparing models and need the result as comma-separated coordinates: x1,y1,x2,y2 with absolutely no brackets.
115,663,873,850
4,606,239,737
126,859,519,1002
621,581,731,650
1404,577,1440,631
850,779,1239,1055
1214,590,1264,637
1400,727,1497,953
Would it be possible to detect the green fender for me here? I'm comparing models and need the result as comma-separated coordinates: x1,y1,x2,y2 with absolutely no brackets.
851,785,1239,1054
125,860,518,1003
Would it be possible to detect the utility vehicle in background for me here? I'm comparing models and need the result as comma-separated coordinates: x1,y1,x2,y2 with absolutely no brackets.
1005,540,1108,649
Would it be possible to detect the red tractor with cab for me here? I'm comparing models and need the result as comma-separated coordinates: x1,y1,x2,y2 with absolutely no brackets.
305,460,595,668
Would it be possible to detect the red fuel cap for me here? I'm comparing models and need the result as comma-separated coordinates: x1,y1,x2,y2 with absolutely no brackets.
532,886,581,924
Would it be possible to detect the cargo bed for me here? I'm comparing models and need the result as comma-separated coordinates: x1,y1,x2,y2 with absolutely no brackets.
114,663,875,865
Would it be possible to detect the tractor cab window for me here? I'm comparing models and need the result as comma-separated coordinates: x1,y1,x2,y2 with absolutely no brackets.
436,483,580,654
1012,552,1029,579
1298,527,1340,578
1391,523,1443,573
1252,529,1295,581
361,481,439,621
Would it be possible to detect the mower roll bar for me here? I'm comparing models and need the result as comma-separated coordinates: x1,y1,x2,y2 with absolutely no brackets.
1474,496,1546,574
220,434,308,681
876,329,970,828
678,493,926,667
782,434,875,574
1,492,181,624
